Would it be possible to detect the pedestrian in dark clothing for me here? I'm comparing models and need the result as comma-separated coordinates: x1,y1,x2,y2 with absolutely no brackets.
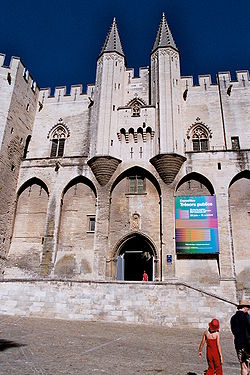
230,299,250,375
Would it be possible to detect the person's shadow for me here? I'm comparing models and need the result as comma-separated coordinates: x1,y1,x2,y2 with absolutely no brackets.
0,339,25,352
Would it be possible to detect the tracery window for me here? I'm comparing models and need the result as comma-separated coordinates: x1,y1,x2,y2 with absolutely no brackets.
192,126,209,151
50,126,67,157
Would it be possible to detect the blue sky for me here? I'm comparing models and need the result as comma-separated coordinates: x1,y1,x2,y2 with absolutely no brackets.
1,0,249,92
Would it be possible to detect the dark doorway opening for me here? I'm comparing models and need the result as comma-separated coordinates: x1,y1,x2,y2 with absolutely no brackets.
117,235,154,281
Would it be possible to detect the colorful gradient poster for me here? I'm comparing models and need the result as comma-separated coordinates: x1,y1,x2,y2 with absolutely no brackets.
175,196,219,254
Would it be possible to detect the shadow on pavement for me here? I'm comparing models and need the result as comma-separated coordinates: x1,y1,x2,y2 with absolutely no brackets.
0,339,26,352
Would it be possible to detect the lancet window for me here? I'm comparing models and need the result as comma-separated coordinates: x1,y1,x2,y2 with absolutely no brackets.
49,119,70,158
50,126,67,157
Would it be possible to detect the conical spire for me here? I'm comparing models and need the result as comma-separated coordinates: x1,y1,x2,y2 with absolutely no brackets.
99,18,125,58
151,13,178,54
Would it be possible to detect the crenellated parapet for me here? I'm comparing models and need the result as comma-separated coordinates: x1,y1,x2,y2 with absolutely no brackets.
0,53,38,94
217,70,249,89
0,53,20,70
181,70,249,89
39,84,95,105
180,70,249,102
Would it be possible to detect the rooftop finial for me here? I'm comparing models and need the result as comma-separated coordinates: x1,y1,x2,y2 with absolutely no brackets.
151,12,178,54
99,18,125,58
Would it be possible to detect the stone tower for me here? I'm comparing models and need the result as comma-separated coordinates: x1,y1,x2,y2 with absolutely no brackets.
88,18,125,186
150,13,186,184
0,56,38,270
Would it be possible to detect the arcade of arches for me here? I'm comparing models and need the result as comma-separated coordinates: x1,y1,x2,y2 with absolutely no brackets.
6,170,250,289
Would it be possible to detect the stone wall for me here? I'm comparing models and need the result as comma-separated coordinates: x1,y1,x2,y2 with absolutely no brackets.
0,57,39,267
0,279,237,329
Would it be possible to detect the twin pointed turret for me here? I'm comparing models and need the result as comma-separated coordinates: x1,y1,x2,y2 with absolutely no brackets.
99,17,125,58
99,13,177,59
151,12,178,53
89,14,184,186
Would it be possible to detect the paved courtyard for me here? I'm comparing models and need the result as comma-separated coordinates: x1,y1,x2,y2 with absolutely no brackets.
0,314,239,375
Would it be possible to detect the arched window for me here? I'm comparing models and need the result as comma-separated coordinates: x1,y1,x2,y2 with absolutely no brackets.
192,125,209,151
50,126,67,157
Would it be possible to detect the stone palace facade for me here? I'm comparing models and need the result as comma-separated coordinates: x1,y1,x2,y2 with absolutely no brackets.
0,14,249,303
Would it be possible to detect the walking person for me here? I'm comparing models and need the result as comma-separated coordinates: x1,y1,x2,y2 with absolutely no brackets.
230,299,250,375
198,318,223,375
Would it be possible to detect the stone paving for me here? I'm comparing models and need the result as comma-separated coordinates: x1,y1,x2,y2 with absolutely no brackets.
0,314,239,375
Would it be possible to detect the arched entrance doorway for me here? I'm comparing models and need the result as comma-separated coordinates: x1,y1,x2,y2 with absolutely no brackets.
116,234,155,281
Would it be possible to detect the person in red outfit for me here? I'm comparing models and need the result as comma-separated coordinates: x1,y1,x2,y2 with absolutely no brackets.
198,318,223,375
142,270,148,281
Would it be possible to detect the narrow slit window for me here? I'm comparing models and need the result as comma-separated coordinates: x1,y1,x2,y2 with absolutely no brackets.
88,217,96,232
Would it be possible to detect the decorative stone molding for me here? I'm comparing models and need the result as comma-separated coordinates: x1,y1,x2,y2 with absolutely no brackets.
117,127,154,143
150,153,186,184
126,97,147,107
47,118,70,139
87,155,121,186
130,212,141,231
186,118,212,140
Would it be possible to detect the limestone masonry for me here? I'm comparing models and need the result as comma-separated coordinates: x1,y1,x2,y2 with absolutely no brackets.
0,14,249,325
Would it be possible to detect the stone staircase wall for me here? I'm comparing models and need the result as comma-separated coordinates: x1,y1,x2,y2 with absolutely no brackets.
0,279,237,329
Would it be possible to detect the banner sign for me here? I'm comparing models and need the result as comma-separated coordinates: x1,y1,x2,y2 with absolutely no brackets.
175,196,219,254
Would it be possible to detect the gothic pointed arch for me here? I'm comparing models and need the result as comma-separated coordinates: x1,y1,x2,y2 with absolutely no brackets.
176,172,214,196
112,232,158,281
57,176,97,278
9,177,49,275
108,166,161,281
110,166,161,196
17,177,49,197
48,118,70,158
186,119,212,152
229,170,250,188
113,231,157,258
62,175,97,198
